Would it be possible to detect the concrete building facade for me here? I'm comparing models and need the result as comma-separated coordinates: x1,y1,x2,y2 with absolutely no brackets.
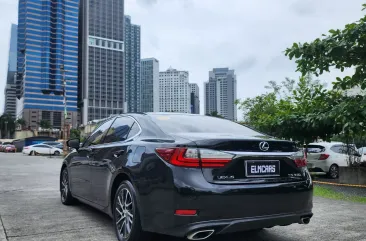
204,68,237,121
79,0,125,124
159,67,190,113
4,24,17,118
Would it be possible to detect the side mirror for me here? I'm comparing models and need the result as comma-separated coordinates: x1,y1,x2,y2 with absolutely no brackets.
67,138,80,150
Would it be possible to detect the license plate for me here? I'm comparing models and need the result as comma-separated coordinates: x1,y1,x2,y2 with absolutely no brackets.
245,160,280,177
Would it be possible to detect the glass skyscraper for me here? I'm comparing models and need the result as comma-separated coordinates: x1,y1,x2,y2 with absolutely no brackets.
124,15,141,113
140,58,159,112
79,0,125,124
17,0,79,130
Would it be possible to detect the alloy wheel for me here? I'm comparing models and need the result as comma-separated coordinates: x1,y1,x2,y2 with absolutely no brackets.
115,188,134,239
330,165,339,179
61,170,69,202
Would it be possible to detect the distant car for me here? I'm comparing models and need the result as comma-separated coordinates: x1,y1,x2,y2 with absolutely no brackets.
307,142,361,178
55,144,64,150
41,141,62,146
4,145,16,153
358,147,366,163
0,142,12,152
23,144,63,156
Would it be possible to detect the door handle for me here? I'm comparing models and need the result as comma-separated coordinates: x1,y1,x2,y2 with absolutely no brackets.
113,150,125,158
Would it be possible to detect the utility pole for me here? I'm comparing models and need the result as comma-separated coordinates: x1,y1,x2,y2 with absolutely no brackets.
60,65,69,155
4,121,8,139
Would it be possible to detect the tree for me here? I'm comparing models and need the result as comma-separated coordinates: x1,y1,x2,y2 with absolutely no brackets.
206,111,225,119
39,120,52,130
0,114,16,139
70,129,81,139
285,4,366,90
236,76,340,143
16,118,27,130
285,3,366,137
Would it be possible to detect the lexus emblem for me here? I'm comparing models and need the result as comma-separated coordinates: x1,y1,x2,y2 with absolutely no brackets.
259,141,270,151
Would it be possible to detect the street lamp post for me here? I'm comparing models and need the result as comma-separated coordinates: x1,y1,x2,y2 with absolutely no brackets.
60,65,69,155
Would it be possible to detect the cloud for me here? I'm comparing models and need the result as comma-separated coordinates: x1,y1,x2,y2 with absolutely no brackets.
290,0,316,16
136,0,158,7
233,56,258,74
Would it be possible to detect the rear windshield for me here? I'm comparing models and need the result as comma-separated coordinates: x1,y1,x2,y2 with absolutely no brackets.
149,114,262,136
307,145,325,153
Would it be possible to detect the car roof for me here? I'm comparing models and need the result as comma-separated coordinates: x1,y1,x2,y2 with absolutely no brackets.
308,142,343,146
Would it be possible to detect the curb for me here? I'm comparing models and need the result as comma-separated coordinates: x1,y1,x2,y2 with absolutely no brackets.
313,180,366,188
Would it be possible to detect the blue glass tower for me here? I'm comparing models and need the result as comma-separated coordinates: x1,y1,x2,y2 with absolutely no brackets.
17,0,79,129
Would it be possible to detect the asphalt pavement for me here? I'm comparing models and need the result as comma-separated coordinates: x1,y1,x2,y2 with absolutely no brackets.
1,153,366,241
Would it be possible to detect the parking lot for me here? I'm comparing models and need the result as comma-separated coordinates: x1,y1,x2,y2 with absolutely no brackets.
1,153,366,241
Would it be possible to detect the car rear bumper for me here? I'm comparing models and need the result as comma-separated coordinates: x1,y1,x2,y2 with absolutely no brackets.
163,211,313,237
138,168,313,238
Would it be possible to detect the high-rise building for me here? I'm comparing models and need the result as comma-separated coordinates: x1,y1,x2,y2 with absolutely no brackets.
124,16,141,113
79,0,125,124
4,24,17,118
204,68,237,121
16,0,79,130
189,83,200,114
4,82,17,119
141,58,159,112
159,67,190,113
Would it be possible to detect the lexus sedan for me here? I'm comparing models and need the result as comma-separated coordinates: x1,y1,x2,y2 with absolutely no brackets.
60,113,313,241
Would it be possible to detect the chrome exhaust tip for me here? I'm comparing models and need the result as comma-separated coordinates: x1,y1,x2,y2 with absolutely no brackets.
187,229,215,240
300,217,311,225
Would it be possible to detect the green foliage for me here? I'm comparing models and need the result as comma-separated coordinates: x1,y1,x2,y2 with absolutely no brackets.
0,114,16,138
70,129,81,139
236,75,341,143
39,120,52,130
284,3,366,139
206,111,225,119
285,4,366,91
16,118,27,130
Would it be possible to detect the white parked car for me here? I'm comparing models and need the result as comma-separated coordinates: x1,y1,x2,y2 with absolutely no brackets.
22,144,63,156
306,142,361,179
358,147,366,163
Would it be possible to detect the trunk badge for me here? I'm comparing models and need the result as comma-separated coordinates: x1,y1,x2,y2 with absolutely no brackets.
259,141,270,151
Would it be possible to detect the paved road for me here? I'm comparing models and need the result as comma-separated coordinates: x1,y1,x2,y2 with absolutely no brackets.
1,153,366,241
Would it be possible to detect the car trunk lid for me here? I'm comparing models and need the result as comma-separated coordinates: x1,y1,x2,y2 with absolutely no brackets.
171,133,307,184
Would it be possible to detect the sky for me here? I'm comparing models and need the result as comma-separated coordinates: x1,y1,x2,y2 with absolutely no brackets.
0,0,365,119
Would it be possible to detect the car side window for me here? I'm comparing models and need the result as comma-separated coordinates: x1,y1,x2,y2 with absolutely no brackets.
103,117,135,144
127,123,141,139
83,119,114,147
330,145,342,153
37,145,50,148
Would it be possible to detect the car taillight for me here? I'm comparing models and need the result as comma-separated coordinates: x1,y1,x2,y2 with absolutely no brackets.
319,154,330,160
155,148,234,168
24,147,29,149
291,151,307,168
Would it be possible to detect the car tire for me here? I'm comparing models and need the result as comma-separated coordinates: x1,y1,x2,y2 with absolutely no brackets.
29,151,34,156
60,168,76,205
54,151,60,156
113,181,152,241
328,164,339,179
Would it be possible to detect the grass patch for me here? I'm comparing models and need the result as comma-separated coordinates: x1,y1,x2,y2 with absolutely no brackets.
314,185,366,204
